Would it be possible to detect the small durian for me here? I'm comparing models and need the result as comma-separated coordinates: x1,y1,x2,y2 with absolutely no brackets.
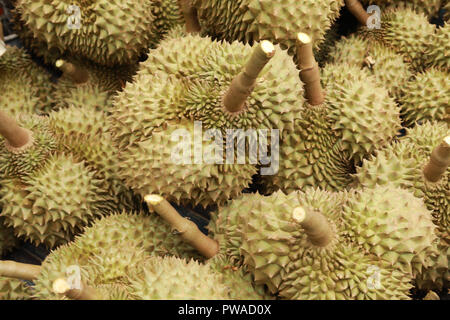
0,112,58,181
424,23,450,72
398,68,450,126
0,153,114,248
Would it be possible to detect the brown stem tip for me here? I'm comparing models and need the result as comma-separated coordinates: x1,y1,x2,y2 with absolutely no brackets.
145,194,219,259
0,110,34,151
345,0,370,26
423,136,450,183
178,0,201,33
296,32,325,106
292,206,334,247
53,278,100,300
55,59,89,84
222,41,275,114
0,260,41,281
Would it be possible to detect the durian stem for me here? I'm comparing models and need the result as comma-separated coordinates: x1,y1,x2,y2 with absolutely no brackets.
0,110,33,149
296,33,325,106
0,21,4,41
222,41,275,113
423,136,450,183
0,260,41,281
178,0,201,33
55,60,89,84
53,278,101,300
345,0,370,26
292,207,334,247
145,195,219,259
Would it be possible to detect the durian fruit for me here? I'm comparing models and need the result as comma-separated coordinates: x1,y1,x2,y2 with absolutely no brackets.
16,0,156,66
327,34,413,100
359,0,443,18
0,112,58,181
0,45,53,114
342,185,438,277
52,58,136,113
398,68,450,126
0,153,114,248
352,3,436,71
205,189,413,299
0,217,19,257
151,0,184,42
128,256,230,300
0,278,33,300
192,0,345,56
118,120,257,208
110,36,303,149
424,23,450,72
48,106,140,211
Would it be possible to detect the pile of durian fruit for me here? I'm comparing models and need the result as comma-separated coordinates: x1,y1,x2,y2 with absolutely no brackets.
0,0,448,300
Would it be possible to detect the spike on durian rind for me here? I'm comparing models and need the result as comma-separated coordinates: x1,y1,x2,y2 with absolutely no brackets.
342,185,439,277
193,0,344,56
321,63,402,163
128,256,229,300
0,153,115,248
16,0,157,66
117,120,257,209
424,23,450,73
327,35,413,100
0,114,58,181
0,278,33,300
399,68,450,127
356,121,449,232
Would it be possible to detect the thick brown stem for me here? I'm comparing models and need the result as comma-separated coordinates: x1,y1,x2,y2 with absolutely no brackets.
345,0,370,26
222,41,275,113
296,33,325,106
0,110,33,150
145,195,219,258
0,260,41,280
53,278,101,300
178,0,201,33
423,136,450,183
292,207,334,247
0,21,4,41
55,59,89,84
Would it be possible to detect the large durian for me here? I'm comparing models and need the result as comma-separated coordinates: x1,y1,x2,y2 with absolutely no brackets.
424,23,450,72
359,0,443,18
192,0,344,56
0,153,114,248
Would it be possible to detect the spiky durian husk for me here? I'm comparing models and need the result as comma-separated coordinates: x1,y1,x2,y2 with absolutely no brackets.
49,106,139,211
315,24,341,67
358,7,436,71
0,217,20,256
0,278,33,300
424,23,450,72
0,154,113,248
444,1,450,22
128,256,230,300
0,114,58,181
193,0,344,55
117,120,257,208
16,0,156,66
0,46,53,114
399,68,450,126
262,104,353,194
328,35,413,100
360,0,442,18
321,63,402,163
110,36,303,150
0,76,41,116
356,121,449,232
342,185,438,277
150,0,184,44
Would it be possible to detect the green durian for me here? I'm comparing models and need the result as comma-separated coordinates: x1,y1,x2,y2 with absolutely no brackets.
0,278,32,300
0,217,19,256
0,113,58,181
358,7,436,71
49,106,140,211
150,0,184,42
193,0,344,55
424,23,450,72
0,153,113,248
0,76,40,116
117,119,257,208
360,0,443,18
399,68,449,126
128,256,230,300
327,35,413,100
16,0,156,66
342,185,438,277
321,63,402,163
